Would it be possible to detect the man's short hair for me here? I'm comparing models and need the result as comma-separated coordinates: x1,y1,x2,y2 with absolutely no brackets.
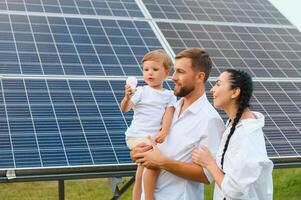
175,48,212,81
141,49,173,71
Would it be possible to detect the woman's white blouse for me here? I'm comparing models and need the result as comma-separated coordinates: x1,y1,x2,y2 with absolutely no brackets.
214,112,273,200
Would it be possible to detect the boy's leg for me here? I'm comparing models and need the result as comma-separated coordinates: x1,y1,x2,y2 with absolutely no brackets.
143,168,160,200
132,165,144,200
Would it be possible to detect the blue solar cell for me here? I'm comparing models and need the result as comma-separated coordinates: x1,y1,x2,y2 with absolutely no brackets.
26,4,43,12
0,32,14,41
8,3,25,11
31,106,55,119
0,3,7,10
0,42,16,51
19,53,40,63
0,133,12,151
91,148,118,164
43,5,60,13
40,149,68,167
0,151,15,168
103,65,124,76
40,64,62,75
99,55,119,65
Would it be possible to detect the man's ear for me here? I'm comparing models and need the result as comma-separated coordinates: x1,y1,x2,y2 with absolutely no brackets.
196,71,206,83
231,88,241,99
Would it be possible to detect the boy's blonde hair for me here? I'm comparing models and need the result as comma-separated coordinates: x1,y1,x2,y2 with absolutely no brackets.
141,49,173,72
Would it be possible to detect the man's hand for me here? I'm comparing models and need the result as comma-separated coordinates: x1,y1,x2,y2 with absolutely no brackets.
131,143,153,161
135,144,166,169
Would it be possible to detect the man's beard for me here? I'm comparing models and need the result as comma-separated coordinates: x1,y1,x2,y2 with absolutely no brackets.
174,85,194,97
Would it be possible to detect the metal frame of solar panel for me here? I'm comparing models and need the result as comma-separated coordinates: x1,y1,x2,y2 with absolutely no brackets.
0,0,301,199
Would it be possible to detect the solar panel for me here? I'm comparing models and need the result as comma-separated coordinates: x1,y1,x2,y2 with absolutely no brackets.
156,22,301,78
0,78,125,168
0,0,300,181
142,0,291,25
0,14,164,76
0,78,173,169
1,0,143,17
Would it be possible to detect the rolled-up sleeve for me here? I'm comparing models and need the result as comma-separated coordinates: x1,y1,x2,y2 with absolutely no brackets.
167,92,177,107
200,117,225,182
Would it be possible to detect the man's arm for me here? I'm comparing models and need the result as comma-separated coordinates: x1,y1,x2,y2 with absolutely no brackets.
134,144,210,184
160,157,210,184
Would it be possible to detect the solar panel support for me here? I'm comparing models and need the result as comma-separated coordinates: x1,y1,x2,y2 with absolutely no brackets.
59,180,65,200
109,177,135,200
272,157,301,168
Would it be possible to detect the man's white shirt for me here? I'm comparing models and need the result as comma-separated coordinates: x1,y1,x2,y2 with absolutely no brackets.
141,93,225,200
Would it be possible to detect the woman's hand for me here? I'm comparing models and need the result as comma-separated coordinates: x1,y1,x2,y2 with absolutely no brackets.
192,145,215,168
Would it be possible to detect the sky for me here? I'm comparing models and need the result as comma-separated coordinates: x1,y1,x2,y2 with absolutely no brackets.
268,0,301,31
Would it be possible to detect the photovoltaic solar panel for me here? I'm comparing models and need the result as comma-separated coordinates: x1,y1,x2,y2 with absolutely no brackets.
0,78,300,169
0,0,143,18
156,22,301,78
142,0,291,25
0,0,300,175
0,14,163,76
0,78,172,169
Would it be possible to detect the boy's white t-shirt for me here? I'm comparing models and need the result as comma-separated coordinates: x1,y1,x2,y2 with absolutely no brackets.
125,85,177,138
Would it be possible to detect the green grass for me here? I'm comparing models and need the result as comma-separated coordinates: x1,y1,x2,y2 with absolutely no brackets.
0,168,300,200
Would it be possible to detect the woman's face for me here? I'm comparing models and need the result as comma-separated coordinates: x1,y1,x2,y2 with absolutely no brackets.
210,72,236,110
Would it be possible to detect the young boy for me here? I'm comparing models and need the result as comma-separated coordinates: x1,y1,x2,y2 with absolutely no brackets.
120,49,176,200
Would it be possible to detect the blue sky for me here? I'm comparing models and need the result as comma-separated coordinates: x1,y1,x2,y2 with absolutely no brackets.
268,0,301,31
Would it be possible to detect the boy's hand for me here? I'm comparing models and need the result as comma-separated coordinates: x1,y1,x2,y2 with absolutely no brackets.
124,84,134,99
155,131,167,143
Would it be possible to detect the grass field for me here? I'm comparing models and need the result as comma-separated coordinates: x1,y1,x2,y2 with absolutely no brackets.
0,168,300,200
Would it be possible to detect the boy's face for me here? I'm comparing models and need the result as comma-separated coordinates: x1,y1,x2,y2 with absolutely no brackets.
142,60,168,90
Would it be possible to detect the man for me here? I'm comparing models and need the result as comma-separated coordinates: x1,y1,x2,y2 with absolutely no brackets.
133,48,225,200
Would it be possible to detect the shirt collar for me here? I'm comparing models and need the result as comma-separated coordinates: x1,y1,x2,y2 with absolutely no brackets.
174,93,208,115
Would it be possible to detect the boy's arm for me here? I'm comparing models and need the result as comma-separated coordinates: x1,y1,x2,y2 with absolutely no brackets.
155,106,175,143
161,106,175,134
120,85,133,112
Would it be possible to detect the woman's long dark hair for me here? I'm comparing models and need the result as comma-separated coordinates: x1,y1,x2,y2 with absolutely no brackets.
220,69,253,169
221,69,253,200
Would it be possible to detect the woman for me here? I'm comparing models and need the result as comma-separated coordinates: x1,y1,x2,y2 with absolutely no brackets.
192,69,273,200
